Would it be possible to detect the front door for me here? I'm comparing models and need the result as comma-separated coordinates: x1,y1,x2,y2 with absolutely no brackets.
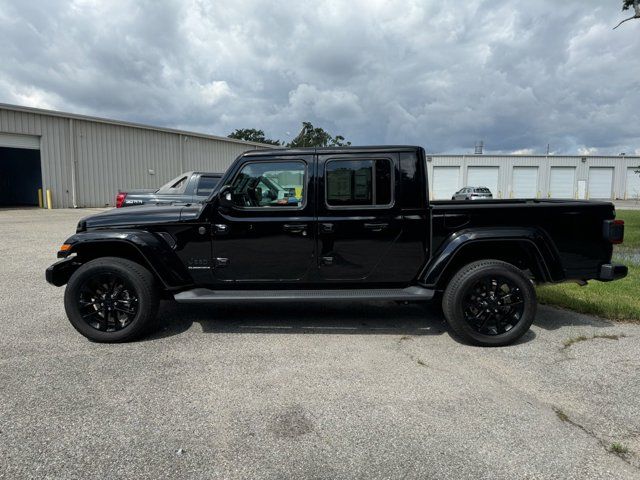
211,154,315,283
316,152,404,283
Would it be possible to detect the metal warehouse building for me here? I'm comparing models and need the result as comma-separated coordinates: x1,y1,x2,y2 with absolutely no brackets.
2,101,639,208
0,103,272,208
427,154,640,201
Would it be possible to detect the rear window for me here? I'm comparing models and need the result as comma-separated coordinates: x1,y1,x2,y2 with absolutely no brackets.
477,188,491,193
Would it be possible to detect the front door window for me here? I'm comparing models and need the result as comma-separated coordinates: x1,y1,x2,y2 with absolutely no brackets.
229,161,306,209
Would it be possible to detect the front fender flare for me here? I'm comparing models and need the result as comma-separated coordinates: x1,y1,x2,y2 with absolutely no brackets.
58,230,193,289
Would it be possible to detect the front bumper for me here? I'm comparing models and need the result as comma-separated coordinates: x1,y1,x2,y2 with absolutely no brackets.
598,263,628,282
45,257,81,287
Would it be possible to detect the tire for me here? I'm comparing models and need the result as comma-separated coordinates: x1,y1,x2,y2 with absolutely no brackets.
64,257,160,342
442,259,536,347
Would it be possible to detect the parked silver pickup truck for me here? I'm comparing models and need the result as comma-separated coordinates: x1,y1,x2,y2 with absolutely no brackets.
116,171,222,208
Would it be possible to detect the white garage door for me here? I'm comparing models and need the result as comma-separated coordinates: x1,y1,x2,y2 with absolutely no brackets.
626,167,640,200
432,166,460,199
467,167,499,198
0,133,40,150
512,167,538,198
549,167,575,199
588,167,613,199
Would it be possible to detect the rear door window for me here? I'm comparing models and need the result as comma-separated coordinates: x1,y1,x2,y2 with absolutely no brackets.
325,158,393,208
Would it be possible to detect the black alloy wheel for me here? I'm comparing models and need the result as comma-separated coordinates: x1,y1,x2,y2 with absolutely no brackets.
442,259,537,346
462,275,525,335
64,257,159,342
78,272,139,332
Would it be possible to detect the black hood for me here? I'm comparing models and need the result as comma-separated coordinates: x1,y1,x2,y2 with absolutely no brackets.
79,204,203,230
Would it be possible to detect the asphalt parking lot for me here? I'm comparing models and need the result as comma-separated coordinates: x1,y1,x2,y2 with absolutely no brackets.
1,207,639,479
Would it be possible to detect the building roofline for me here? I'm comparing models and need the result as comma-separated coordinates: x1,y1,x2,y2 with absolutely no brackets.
0,102,278,149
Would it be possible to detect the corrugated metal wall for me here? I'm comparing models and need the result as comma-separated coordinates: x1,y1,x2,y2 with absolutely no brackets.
0,105,268,208
0,108,73,207
427,155,640,200
182,135,250,173
72,120,256,207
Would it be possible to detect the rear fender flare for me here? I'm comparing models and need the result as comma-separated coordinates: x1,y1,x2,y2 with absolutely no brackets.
420,227,563,287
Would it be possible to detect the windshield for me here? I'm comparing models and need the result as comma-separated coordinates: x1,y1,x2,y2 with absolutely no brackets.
157,173,190,194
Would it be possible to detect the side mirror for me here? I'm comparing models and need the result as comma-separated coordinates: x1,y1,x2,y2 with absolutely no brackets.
218,185,234,208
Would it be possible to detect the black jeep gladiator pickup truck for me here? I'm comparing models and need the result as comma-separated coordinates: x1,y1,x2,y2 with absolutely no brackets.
46,146,627,346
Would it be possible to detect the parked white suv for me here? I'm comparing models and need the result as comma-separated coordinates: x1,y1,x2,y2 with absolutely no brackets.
451,187,493,200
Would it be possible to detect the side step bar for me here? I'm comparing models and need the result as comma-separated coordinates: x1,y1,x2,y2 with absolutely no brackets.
173,286,435,304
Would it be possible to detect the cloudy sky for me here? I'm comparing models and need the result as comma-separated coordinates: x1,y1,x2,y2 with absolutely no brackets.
0,0,639,154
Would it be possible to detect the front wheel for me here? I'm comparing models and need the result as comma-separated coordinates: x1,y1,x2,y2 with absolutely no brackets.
64,257,160,342
442,260,536,346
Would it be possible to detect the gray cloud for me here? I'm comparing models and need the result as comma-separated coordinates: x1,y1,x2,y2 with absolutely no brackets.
0,0,638,154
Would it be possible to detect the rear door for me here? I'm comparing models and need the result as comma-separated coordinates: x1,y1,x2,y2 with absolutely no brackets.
316,152,404,283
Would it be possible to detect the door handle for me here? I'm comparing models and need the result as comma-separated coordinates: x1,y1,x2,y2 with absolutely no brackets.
283,224,307,234
364,222,389,232
214,224,229,235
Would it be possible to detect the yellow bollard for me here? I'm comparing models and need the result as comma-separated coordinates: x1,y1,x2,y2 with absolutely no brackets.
46,189,53,210
38,189,44,208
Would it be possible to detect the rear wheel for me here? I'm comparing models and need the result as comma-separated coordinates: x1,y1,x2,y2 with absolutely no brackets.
442,260,536,346
64,257,159,342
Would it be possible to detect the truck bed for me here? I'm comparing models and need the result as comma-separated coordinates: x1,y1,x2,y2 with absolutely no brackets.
430,199,616,281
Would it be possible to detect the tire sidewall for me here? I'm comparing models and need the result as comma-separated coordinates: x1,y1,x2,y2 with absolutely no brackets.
64,259,156,342
445,262,537,346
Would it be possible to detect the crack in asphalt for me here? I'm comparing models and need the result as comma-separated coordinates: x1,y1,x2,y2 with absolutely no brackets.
553,407,639,470
395,335,430,368
561,333,628,351
395,333,639,473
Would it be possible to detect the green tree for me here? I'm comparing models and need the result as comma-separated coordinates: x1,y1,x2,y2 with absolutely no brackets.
286,122,351,148
228,128,281,145
614,0,639,29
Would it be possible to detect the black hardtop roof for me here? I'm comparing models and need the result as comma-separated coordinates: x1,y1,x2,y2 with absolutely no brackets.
241,145,423,157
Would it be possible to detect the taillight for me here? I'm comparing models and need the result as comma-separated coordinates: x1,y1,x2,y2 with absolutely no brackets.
116,192,127,208
603,219,624,244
